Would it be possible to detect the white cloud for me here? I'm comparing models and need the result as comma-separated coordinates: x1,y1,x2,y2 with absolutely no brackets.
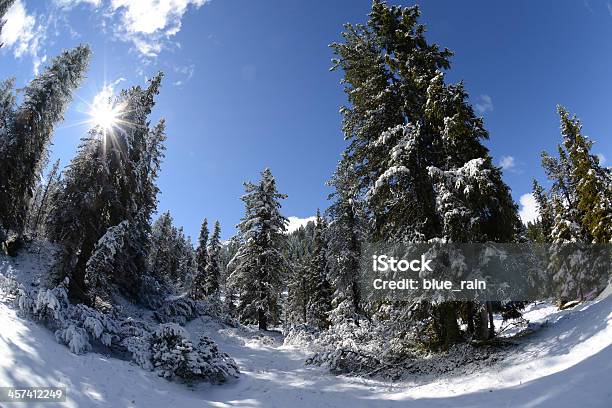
607,2,612,16
499,155,516,171
596,152,606,166
90,77,125,107
518,193,539,225
109,0,208,57
172,63,195,86
1,0,47,73
54,0,102,7
285,216,316,233
474,94,494,115
52,0,207,57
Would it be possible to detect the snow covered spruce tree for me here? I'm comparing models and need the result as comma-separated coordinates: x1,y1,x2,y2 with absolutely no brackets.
47,74,166,303
0,45,90,237
305,210,333,330
149,211,178,282
331,1,522,346
148,211,195,287
204,221,222,298
284,222,315,327
533,107,612,300
327,155,364,324
228,168,288,330
191,218,209,300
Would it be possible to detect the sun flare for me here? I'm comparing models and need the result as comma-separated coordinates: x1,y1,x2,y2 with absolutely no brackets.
88,85,123,132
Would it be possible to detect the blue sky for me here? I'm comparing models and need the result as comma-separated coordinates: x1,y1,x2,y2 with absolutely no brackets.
1,0,611,240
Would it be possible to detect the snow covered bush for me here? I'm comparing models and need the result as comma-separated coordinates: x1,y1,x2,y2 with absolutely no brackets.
154,296,229,326
0,266,20,302
122,333,154,370
67,303,119,348
55,324,91,354
154,297,198,324
150,323,239,383
17,278,122,353
14,276,240,382
18,278,70,328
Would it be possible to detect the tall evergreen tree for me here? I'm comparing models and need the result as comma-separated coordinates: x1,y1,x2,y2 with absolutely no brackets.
204,221,222,297
191,218,209,300
327,155,363,323
228,169,288,330
534,107,612,300
0,45,91,236
149,212,179,282
305,210,333,330
331,1,521,345
46,74,166,302
174,227,196,285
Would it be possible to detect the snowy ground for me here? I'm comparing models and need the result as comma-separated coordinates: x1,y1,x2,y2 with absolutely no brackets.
0,253,611,407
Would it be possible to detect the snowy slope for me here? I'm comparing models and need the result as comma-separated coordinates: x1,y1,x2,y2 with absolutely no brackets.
0,249,610,407
0,295,610,407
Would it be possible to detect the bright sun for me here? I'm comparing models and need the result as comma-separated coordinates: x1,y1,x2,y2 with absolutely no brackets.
88,85,123,131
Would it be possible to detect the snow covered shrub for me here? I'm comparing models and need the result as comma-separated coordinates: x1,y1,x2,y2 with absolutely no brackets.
283,324,318,348
0,266,20,302
187,336,240,382
122,333,153,370
67,303,120,348
154,297,197,324
18,278,70,327
17,278,124,353
305,318,388,375
153,296,230,325
150,323,239,383
301,309,425,377
55,324,91,354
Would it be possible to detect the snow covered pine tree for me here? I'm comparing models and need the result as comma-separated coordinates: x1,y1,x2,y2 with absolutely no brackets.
191,218,209,300
331,1,522,346
533,107,612,301
0,45,90,239
305,210,333,330
204,221,223,298
228,169,288,330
